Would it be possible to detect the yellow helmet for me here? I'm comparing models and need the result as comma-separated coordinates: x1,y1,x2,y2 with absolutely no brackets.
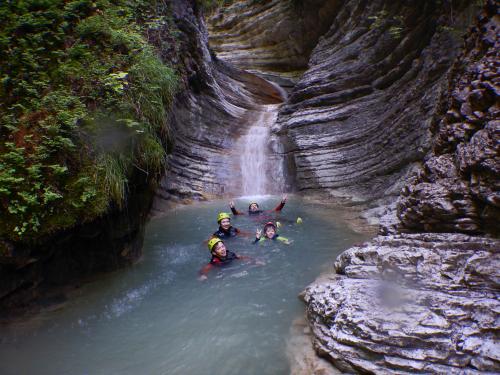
208,237,222,251
217,212,231,223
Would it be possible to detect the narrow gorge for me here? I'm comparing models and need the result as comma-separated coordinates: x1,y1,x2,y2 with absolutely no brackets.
0,0,498,374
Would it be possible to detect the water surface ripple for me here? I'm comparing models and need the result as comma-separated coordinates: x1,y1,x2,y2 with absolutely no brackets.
0,196,366,375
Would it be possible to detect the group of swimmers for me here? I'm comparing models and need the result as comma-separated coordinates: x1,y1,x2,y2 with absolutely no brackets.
199,196,291,280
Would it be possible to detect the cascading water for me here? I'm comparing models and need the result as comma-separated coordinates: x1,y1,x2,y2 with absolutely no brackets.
238,104,281,196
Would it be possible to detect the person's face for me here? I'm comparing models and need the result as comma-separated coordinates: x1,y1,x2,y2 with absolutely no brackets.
249,203,259,212
265,227,275,238
220,218,231,230
213,242,227,257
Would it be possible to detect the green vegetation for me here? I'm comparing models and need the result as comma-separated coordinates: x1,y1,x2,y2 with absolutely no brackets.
368,10,405,39
196,0,233,12
0,0,178,242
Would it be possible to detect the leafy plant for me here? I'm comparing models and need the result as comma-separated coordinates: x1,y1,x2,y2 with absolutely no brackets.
0,0,179,243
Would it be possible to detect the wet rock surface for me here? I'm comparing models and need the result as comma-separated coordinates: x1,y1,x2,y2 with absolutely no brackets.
303,233,500,374
152,2,285,212
301,2,500,373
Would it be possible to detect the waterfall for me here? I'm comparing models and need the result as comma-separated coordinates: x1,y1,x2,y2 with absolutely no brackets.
239,104,280,196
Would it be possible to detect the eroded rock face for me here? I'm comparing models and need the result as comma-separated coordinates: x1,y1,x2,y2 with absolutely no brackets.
302,2,500,373
208,0,342,86
303,234,500,374
276,0,475,208
152,2,284,211
398,5,500,235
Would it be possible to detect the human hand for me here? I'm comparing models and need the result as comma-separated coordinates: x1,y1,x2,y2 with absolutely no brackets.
256,229,262,239
198,275,208,281
282,194,288,203
229,201,235,208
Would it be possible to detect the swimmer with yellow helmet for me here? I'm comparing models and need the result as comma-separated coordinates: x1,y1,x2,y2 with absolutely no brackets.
212,212,250,239
199,238,252,280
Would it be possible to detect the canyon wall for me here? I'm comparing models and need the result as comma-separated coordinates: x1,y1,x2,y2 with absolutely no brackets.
301,2,499,373
205,0,499,373
208,0,342,87
152,1,285,212
276,0,472,216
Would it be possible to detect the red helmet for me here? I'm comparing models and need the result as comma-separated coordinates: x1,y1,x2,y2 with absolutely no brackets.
263,222,276,231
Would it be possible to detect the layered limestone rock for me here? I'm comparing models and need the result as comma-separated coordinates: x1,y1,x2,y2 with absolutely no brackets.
302,2,499,373
276,0,477,210
208,0,342,86
152,2,284,211
303,233,500,374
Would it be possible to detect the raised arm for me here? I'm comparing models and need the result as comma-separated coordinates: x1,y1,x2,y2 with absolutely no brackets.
229,201,244,215
272,195,287,212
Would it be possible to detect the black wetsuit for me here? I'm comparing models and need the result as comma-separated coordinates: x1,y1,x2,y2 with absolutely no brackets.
231,201,285,216
210,251,238,265
213,226,240,239
248,210,263,215
200,251,240,277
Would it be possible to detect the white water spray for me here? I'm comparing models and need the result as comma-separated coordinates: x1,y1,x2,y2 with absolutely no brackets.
239,105,279,195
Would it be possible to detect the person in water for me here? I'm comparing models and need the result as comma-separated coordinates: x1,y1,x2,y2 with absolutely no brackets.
230,195,287,216
199,238,252,280
212,212,250,239
254,222,291,245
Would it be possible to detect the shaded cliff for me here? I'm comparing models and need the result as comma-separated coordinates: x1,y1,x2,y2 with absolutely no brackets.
0,0,181,316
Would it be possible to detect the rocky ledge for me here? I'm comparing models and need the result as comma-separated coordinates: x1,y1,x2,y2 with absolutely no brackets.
303,233,499,374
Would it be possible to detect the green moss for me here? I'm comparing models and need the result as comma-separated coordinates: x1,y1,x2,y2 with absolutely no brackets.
0,0,179,243
196,0,233,11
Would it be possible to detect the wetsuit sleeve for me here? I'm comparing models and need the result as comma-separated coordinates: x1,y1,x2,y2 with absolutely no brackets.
231,206,244,215
273,200,286,212
277,236,290,244
199,263,214,276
